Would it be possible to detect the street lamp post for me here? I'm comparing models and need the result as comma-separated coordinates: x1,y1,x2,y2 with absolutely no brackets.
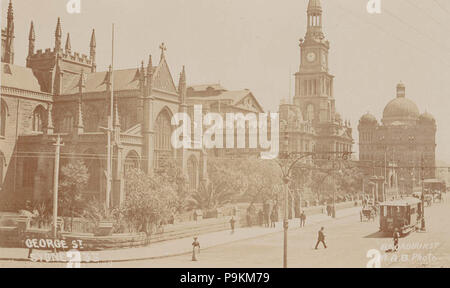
277,153,312,268
283,175,290,269
420,155,426,232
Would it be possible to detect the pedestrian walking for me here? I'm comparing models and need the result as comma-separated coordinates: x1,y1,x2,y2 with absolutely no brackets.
192,237,201,261
270,209,276,228
230,216,236,234
258,209,264,226
393,228,400,252
315,227,327,249
300,211,306,228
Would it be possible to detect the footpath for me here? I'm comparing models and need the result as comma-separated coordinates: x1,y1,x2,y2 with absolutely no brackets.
0,206,361,263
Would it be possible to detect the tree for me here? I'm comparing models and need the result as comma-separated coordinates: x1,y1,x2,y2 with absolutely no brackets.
205,158,283,207
123,168,178,235
187,180,236,211
59,160,89,231
154,159,189,214
239,159,282,204
336,162,364,199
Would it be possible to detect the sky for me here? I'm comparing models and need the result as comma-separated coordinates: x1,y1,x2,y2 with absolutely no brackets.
2,0,450,163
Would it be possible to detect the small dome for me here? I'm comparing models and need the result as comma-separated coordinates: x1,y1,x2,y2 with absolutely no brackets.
419,112,435,123
335,112,342,122
360,112,377,125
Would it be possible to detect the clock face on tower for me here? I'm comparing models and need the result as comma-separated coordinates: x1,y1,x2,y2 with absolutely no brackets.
306,52,316,62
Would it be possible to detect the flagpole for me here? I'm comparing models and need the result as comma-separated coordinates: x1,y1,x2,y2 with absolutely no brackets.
106,24,115,209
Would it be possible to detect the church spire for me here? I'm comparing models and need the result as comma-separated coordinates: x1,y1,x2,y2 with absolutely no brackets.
55,17,62,52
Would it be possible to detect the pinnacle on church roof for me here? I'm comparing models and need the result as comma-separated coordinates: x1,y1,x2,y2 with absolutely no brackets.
55,17,62,37
29,21,35,40
8,0,13,20
90,29,96,48
147,54,153,72
65,33,71,51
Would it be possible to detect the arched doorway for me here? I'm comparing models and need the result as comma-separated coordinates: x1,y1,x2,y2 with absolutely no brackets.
154,108,173,170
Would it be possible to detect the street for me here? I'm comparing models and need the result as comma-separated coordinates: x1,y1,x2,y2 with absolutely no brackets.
1,198,449,268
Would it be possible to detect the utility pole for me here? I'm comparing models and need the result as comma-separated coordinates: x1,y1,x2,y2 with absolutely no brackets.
420,154,426,231
52,135,63,240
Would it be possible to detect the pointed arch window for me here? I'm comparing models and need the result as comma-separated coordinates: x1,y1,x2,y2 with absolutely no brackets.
61,112,74,133
32,106,47,133
154,109,173,169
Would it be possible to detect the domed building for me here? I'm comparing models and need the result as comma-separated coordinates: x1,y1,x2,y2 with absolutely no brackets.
358,83,437,196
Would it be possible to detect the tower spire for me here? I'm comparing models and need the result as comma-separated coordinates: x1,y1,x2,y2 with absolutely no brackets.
55,17,62,52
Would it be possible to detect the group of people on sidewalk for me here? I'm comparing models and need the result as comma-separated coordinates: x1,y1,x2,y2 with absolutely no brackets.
246,203,279,228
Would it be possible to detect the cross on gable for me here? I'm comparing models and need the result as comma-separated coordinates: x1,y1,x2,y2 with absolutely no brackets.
159,42,167,58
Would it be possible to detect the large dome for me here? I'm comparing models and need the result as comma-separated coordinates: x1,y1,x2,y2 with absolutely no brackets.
382,83,419,122
383,98,420,119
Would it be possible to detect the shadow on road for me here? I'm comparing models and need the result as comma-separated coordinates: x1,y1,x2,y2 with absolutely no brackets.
364,231,390,239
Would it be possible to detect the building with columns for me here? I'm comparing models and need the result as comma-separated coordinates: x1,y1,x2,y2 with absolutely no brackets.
287,0,353,159
0,1,205,208
358,83,437,197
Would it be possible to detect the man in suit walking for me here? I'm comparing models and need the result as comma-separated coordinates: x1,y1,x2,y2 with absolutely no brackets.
315,227,327,249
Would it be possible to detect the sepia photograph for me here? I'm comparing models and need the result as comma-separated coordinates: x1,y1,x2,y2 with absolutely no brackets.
0,0,449,271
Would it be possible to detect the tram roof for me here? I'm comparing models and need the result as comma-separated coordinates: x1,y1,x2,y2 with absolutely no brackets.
380,197,421,207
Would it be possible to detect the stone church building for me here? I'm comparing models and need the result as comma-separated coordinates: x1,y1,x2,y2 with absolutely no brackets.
0,1,206,207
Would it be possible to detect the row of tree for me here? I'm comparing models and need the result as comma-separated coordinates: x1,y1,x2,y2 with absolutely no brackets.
30,157,363,235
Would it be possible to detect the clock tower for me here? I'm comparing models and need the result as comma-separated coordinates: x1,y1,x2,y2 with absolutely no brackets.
292,0,353,157
294,0,335,124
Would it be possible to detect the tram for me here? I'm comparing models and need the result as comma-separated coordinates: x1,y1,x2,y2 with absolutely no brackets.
379,197,422,236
